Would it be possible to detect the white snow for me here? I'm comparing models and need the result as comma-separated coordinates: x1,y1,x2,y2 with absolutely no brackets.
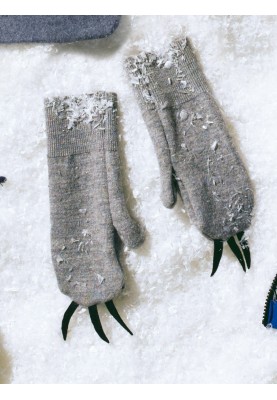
0,15,277,384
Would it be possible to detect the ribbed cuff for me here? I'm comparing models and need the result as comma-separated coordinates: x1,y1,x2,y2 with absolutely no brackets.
171,37,210,96
45,92,118,157
125,37,210,108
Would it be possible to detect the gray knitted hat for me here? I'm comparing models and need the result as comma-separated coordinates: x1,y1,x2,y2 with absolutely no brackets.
45,92,144,342
0,15,121,43
125,37,254,276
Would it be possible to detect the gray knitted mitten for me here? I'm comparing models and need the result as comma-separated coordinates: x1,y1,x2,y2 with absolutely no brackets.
125,37,254,276
45,92,144,342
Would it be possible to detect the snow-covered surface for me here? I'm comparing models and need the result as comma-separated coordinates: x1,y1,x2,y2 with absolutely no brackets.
0,15,277,384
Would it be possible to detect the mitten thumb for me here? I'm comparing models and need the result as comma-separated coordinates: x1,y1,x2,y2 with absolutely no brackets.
142,108,176,208
105,149,144,249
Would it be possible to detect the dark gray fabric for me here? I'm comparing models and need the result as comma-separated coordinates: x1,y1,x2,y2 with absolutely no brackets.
45,92,143,307
0,15,121,43
125,37,254,241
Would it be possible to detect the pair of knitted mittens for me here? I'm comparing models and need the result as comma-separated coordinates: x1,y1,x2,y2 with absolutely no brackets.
45,37,254,343
125,37,254,276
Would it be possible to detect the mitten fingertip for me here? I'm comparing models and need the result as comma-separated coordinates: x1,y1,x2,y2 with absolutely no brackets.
160,181,177,209
126,223,145,249
161,192,177,209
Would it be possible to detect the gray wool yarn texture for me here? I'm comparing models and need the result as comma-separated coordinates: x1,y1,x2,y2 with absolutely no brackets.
45,92,144,342
125,37,254,276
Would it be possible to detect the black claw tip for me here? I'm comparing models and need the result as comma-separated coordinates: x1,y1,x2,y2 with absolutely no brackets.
106,300,133,336
211,239,224,277
227,236,246,272
237,231,251,269
61,301,79,341
89,305,109,343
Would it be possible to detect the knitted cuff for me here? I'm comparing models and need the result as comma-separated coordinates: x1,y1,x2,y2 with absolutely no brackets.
45,91,118,157
125,37,210,109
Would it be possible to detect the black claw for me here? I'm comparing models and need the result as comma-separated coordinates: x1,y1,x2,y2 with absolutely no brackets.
88,305,109,343
105,300,133,336
227,236,246,272
61,301,79,341
237,231,251,269
211,239,224,277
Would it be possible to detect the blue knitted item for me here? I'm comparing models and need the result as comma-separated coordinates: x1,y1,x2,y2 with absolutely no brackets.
263,273,277,328
267,301,277,328
0,16,121,43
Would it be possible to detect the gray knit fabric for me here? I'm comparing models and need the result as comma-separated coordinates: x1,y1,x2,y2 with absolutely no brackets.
0,16,121,43
45,92,143,307
125,37,254,241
